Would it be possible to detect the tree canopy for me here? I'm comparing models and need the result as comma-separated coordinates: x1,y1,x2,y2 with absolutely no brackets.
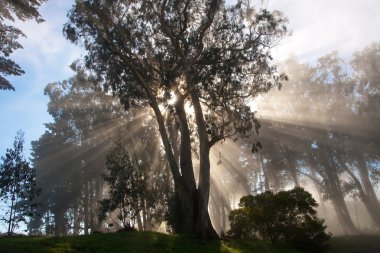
0,0,47,90
64,0,287,238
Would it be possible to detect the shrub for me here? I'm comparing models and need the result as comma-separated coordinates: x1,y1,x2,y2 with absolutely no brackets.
228,187,331,252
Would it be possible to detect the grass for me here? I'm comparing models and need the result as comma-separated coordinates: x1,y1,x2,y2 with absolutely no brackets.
0,231,379,253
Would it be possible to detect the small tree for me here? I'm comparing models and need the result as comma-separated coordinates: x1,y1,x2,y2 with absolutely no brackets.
99,140,147,230
0,131,40,235
228,187,331,252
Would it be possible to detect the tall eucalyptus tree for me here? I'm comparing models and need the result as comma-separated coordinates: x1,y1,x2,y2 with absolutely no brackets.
64,0,287,238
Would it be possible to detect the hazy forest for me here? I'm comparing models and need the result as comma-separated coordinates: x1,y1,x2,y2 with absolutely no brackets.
0,0,380,252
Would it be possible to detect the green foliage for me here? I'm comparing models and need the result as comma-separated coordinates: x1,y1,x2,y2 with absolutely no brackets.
64,0,288,237
0,0,47,90
30,67,128,235
228,187,331,252
99,139,148,228
0,131,40,235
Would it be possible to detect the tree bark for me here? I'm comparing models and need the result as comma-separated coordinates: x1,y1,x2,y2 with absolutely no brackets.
310,151,358,235
54,209,66,236
191,89,218,239
347,155,380,228
322,153,358,235
73,202,80,235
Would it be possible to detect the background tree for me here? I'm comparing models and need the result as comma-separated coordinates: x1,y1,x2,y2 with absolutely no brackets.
30,66,125,235
99,140,148,230
0,131,40,235
64,0,287,238
244,45,380,235
30,64,172,235
0,0,47,90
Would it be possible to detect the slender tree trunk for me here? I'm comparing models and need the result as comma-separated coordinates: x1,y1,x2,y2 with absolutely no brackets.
7,188,15,235
83,181,89,235
73,203,80,235
136,212,143,231
323,155,358,235
142,202,148,231
259,154,270,191
89,180,94,233
286,155,299,187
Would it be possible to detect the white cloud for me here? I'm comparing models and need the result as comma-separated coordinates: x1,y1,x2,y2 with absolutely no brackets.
268,0,380,63
0,0,78,156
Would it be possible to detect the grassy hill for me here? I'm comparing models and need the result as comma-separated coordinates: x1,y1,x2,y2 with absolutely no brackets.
0,231,379,253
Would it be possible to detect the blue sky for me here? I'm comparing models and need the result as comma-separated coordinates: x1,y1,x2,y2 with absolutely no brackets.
1,0,380,160
0,0,80,158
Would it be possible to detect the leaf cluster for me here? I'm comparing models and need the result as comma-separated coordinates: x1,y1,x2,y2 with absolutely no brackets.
228,187,331,252
64,0,288,143
0,0,46,90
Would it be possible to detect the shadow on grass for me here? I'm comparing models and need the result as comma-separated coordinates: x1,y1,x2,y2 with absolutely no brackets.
0,232,228,253
0,231,309,253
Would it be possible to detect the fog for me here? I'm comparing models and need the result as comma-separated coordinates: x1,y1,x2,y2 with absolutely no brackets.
23,42,380,237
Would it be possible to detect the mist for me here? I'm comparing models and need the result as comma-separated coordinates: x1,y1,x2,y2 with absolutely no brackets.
22,42,379,237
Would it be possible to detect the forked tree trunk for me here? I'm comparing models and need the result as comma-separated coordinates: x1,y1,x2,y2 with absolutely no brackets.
310,151,358,235
343,155,380,229
322,153,358,235
143,73,218,238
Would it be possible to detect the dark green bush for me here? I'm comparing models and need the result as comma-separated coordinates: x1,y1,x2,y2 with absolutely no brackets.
165,193,183,233
228,187,331,252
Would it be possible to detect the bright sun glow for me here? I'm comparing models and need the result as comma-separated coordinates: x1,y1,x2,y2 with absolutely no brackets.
168,92,177,106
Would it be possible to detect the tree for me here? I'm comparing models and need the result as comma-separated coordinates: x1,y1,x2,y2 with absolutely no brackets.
99,140,148,229
228,187,331,252
99,135,172,232
0,131,40,235
250,47,380,234
64,0,287,238
0,0,47,90
30,66,126,235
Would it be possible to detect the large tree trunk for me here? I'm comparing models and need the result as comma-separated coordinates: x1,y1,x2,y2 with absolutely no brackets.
174,96,198,233
142,71,217,237
191,90,218,239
